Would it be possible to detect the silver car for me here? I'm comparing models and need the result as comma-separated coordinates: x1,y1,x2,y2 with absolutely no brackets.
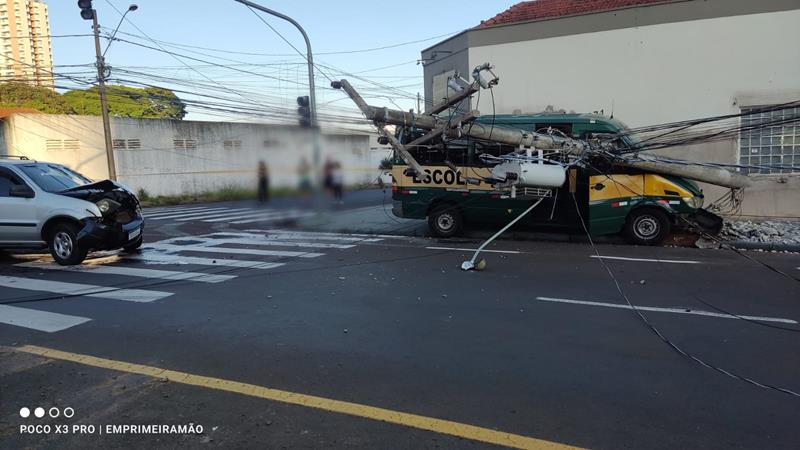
0,156,144,265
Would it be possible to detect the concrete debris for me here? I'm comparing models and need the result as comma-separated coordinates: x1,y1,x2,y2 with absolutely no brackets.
719,219,800,245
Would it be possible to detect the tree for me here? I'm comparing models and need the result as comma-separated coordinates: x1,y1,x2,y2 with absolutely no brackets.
63,85,187,120
0,82,76,114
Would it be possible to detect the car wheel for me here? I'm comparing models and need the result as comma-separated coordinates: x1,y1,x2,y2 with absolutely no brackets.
428,204,463,238
625,208,670,245
48,222,88,265
123,235,143,252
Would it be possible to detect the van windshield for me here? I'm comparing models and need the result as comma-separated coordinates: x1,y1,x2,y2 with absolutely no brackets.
19,164,92,193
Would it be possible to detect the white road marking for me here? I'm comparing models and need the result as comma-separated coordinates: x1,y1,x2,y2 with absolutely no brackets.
146,243,323,258
197,238,354,249
534,296,798,324
0,304,91,332
230,211,314,224
122,252,285,269
202,210,287,223
15,261,236,283
145,207,238,220
590,255,700,264
209,231,383,243
174,208,254,221
0,275,172,303
144,206,219,215
250,229,400,239
426,246,521,254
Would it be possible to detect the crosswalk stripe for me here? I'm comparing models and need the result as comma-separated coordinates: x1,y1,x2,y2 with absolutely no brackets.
146,207,236,220
249,229,398,240
15,261,237,284
121,252,285,269
202,210,287,223
146,243,323,258
144,206,224,217
174,208,255,221
144,206,218,215
208,231,382,243
196,237,354,249
0,304,91,333
230,211,314,224
0,275,172,303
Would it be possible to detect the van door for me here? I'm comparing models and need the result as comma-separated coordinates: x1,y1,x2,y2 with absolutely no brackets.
588,174,644,235
0,167,41,244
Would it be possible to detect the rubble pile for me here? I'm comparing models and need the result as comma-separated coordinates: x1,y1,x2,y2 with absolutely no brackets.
720,219,800,245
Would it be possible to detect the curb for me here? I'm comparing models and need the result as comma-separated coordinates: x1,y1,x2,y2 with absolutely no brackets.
723,240,800,252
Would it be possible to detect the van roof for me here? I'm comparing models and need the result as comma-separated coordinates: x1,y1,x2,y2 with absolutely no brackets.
475,113,629,132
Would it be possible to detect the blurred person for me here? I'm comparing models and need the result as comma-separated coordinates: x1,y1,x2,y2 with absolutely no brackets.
331,161,344,204
257,160,270,203
298,157,312,193
323,157,334,196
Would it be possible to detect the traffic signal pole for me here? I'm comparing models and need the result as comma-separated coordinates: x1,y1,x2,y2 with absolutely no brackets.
234,0,322,190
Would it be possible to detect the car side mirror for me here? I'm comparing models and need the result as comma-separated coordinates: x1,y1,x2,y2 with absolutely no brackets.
10,184,35,198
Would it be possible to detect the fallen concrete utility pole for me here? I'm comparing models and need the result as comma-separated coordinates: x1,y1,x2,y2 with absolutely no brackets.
333,75,751,190
616,157,751,188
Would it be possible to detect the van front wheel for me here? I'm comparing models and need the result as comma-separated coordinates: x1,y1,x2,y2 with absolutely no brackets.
625,208,670,245
428,204,463,238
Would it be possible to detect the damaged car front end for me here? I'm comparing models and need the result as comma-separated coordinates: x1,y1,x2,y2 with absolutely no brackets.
60,180,145,253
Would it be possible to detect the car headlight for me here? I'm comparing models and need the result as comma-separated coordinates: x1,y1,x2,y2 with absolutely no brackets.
96,198,121,215
682,196,703,209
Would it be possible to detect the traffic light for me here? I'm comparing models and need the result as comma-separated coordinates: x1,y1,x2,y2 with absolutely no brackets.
297,95,312,127
78,0,94,20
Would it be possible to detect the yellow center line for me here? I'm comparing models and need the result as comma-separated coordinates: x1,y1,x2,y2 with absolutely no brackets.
10,345,580,450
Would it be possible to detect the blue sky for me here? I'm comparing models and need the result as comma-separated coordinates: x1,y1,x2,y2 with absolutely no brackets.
45,0,515,126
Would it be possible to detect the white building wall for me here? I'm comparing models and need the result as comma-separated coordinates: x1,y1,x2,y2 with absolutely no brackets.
467,9,800,217
2,114,390,197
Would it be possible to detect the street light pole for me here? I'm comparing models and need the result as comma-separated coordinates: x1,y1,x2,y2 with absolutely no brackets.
233,0,322,189
91,10,116,180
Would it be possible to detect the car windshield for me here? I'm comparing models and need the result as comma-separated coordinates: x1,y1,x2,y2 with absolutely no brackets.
19,164,92,193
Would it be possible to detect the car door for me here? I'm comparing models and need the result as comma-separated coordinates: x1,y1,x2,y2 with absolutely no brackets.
0,167,41,244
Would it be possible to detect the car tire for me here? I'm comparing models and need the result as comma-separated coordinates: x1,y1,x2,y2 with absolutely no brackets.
428,203,463,238
48,222,88,265
625,208,670,245
123,235,143,252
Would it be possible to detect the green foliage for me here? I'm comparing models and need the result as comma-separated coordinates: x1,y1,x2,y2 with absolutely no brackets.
0,82,76,114
63,85,187,120
0,82,187,120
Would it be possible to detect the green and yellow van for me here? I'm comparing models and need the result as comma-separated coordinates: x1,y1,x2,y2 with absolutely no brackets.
391,113,722,244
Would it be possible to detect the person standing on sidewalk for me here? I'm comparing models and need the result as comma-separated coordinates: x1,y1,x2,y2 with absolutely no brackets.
258,160,270,204
331,161,344,204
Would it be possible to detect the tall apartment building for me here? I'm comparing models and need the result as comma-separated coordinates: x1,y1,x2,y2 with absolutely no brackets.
0,0,53,88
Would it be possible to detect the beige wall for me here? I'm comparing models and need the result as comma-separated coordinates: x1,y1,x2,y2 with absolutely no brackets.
463,9,800,217
2,114,389,197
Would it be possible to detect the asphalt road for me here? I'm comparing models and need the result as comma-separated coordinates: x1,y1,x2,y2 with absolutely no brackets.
1,193,799,449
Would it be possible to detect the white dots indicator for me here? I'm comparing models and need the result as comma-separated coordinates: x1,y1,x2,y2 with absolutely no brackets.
63,407,75,418
34,407,45,418
19,407,30,418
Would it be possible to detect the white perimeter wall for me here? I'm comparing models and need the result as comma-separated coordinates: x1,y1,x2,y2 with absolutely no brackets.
3,114,390,197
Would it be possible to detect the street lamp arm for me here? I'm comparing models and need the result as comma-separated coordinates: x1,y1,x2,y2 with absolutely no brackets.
233,0,316,125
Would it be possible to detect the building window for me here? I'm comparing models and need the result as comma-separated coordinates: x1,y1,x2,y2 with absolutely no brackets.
223,139,241,150
740,105,800,174
173,139,196,150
